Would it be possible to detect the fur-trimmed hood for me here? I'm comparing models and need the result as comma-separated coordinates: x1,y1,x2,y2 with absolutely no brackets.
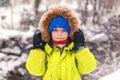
39,5,80,42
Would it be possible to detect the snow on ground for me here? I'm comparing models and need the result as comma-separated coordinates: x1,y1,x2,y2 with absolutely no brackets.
99,69,120,80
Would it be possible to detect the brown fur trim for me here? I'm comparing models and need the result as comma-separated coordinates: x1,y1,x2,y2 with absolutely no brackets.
39,5,80,42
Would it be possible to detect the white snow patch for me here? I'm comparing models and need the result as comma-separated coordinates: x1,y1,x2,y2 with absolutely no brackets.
99,69,120,80
89,33,109,42
87,4,93,11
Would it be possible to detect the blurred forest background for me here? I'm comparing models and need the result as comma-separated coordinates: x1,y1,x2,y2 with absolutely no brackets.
0,0,120,80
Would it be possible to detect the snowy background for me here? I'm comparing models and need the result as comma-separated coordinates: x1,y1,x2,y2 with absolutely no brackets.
0,0,120,80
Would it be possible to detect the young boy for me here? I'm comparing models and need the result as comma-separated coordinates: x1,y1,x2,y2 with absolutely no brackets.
25,5,97,80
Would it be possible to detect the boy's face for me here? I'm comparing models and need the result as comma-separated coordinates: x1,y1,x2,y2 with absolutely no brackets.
51,28,68,41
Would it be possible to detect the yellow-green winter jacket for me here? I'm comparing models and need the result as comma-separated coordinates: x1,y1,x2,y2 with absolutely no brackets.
26,42,97,80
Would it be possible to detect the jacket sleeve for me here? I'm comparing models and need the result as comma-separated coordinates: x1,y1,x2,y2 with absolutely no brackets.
75,47,97,74
25,49,46,76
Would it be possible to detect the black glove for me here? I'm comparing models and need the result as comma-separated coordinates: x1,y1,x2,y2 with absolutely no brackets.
73,29,85,50
33,30,46,50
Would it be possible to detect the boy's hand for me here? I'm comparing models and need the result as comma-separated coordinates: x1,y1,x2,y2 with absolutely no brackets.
33,30,46,50
73,29,85,50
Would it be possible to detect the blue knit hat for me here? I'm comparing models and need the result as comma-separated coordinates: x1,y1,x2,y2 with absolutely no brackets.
49,16,70,34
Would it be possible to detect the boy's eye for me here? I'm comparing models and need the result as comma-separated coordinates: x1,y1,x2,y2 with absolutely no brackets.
62,29,66,32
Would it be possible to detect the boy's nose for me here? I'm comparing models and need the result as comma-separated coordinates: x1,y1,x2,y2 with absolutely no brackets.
58,31,62,36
